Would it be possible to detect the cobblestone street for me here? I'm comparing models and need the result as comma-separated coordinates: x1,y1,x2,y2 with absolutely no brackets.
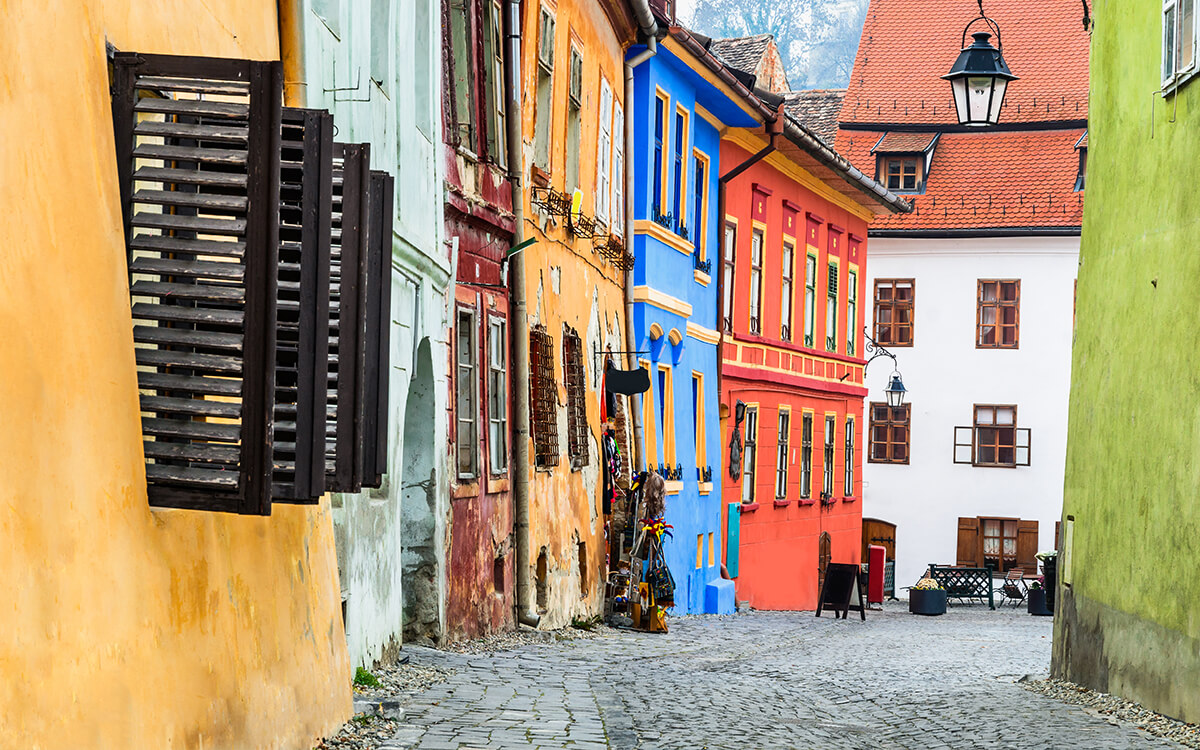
380,606,1178,750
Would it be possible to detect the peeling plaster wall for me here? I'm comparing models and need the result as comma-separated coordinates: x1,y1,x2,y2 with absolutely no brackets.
300,0,451,666
0,1,350,747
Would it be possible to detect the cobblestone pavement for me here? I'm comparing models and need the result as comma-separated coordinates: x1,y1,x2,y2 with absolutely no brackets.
381,604,1179,749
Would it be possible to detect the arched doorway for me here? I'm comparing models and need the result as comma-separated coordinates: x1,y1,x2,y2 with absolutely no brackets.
817,532,832,593
401,338,440,642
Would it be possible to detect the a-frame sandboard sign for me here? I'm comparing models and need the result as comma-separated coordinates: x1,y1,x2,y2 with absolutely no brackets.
815,562,867,621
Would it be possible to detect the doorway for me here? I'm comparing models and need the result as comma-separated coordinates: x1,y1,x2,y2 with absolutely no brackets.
817,532,832,592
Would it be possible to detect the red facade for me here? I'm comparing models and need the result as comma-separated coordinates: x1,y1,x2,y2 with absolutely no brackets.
720,139,871,611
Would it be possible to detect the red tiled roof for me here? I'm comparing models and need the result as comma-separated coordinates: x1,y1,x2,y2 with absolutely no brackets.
834,128,1085,230
872,131,938,153
841,0,1090,126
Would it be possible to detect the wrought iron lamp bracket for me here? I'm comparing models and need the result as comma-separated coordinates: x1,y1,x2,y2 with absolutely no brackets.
863,326,898,373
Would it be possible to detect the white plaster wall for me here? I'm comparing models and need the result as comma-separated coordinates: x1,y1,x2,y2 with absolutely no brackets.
301,0,451,667
862,236,1078,590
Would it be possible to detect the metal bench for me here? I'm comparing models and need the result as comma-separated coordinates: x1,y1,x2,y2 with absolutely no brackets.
926,564,995,609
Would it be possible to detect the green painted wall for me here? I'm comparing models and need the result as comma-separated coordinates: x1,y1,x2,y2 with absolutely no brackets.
1053,0,1200,723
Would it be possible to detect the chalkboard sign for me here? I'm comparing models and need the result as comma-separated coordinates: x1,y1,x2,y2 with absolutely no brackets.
815,562,866,621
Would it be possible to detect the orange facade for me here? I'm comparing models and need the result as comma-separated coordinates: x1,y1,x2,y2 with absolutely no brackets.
720,136,872,611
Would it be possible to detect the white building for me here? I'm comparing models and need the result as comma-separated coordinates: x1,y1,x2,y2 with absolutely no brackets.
835,0,1089,590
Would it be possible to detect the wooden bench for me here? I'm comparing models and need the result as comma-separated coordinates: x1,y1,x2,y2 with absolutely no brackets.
926,564,995,609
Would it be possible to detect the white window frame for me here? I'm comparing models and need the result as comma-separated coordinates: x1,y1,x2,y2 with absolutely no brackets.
1164,0,1199,91
596,78,613,225
487,316,508,475
612,102,624,235
456,307,479,480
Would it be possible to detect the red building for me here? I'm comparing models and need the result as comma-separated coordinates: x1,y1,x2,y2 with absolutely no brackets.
718,118,907,610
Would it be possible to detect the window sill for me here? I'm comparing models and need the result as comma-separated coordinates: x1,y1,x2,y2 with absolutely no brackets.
841,495,857,503
694,269,711,286
452,479,480,499
774,499,791,508
738,502,760,514
698,481,713,495
665,480,683,495
1163,67,1199,97
798,498,816,506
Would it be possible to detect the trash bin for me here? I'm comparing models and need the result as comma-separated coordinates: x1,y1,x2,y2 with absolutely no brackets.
1043,555,1057,613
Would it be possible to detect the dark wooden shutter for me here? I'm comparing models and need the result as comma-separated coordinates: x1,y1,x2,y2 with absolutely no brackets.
956,516,980,567
111,53,282,515
325,143,372,492
360,171,395,488
273,107,334,502
1016,519,1039,571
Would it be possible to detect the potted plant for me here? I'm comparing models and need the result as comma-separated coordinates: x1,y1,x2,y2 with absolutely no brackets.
909,577,947,616
1027,578,1051,616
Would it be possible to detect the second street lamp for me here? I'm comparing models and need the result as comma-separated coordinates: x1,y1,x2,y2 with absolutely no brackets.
943,1,1017,126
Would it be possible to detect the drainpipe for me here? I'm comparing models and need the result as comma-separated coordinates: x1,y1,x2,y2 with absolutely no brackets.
505,0,539,629
276,0,307,106
623,14,658,473
715,110,784,409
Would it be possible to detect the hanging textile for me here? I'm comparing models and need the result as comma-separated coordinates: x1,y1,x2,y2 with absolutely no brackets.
605,362,650,395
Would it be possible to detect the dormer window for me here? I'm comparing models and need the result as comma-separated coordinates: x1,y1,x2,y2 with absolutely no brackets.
1074,130,1088,191
884,156,921,192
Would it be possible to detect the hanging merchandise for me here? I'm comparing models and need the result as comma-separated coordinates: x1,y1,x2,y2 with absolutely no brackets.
601,470,673,633
728,399,747,480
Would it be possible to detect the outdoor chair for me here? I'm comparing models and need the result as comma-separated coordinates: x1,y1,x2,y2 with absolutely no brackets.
993,568,1027,606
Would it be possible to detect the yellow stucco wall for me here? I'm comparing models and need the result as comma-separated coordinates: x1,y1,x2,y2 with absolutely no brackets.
519,0,630,628
0,2,352,748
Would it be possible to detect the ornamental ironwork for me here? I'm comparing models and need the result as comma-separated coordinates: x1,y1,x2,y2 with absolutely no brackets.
693,254,712,275
697,465,713,483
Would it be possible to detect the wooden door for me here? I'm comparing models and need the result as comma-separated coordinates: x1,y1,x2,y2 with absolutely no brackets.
861,517,896,561
818,532,832,592
956,517,981,567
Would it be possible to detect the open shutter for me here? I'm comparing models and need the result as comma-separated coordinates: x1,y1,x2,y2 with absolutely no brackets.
1016,519,1039,571
273,108,334,502
360,170,394,488
1015,427,1031,466
956,516,980,567
953,426,974,464
112,53,282,515
326,143,372,492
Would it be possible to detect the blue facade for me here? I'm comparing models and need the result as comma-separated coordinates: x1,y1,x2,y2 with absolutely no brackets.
628,44,759,614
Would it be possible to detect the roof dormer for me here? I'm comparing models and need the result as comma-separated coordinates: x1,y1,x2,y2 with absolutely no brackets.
871,132,940,194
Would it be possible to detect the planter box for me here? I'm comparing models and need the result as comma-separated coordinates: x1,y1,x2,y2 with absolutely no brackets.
1027,588,1052,616
909,588,947,616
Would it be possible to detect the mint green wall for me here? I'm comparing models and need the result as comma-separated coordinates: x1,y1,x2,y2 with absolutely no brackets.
1054,0,1200,722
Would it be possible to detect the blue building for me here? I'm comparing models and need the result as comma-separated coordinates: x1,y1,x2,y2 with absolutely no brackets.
628,28,764,614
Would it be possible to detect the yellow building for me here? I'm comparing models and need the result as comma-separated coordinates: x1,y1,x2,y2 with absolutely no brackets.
0,1,350,747
515,0,639,626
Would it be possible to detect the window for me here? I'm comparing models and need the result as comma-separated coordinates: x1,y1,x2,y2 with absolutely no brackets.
954,404,1031,468
804,254,817,347
741,407,758,502
822,415,835,497
640,357,658,465
780,241,795,340
595,78,613,224
749,228,764,335
692,152,708,258
846,270,857,356
957,516,1039,572
873,279,914,346
696,534,704,569
722,222,736,332
825,262,839,352
456,308,479,478
530,326,559,468
843,417,855,496
692,373,706,471
1164,0,1197,87
447,0,478,148
882,156,920,192
532,7,555,170
799,413,813,498
1075,144,1087,192
612,103,625,234
869,403,910,464
977,279,1019,348
110,54,389,513
415,0,434,138
657,364,676,468
483,0,507,167
487,317,507,474
653,93,667,213
563,327,588,468
566,47,583,193
672,108,688,226
775,410,790,499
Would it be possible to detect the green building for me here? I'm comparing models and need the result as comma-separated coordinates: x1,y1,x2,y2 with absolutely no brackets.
1053,0,1200,724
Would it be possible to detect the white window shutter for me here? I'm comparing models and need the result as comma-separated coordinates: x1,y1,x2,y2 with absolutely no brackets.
613,102,624,235
596,79,613,224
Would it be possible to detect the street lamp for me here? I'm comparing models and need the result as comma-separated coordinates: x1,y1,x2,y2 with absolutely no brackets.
943,1,1017,126
864,327,908,407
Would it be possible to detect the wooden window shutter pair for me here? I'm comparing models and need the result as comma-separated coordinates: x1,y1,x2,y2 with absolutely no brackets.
111,52,390,514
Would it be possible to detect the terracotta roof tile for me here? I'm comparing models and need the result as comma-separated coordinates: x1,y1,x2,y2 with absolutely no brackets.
841,0,1089,126
782,89,845,148
873,131,938,153
834,128,1085,230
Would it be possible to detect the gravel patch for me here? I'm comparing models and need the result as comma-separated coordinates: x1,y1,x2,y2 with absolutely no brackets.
314,659,454,750
439,623,611,654
1022,677,1199,747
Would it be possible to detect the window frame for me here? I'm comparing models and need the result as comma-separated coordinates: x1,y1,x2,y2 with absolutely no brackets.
799,412,813,498
612,101,625,235
873,279,915,347
563,326,589,469
1163,0,1198,91
880,155,922,193
825,260,839,352
846,268,858,356
530,325,560,469
868,402,911,465
487,316,508,475
595,76,613,225
722,221,737,332
692,371,706,472
804,253,817,347
565,44,583,193
780,240,795,341
775,408,790,499
976,279,1020,349
822,414,836,497
843,416,855,496
741,406,758,502
656,363,676,469
953,404,1031,468
531,5,555,171
692,149,709,259
653,90,668,215
455,306,480,480
672,106,689,229
748,227,764,335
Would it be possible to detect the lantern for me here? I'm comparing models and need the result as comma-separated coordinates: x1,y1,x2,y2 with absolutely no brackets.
943,30,1017,126
884,373,907,408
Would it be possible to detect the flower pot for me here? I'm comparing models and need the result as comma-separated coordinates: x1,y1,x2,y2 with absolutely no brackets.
909,588,947,616
1027,588,1051,616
